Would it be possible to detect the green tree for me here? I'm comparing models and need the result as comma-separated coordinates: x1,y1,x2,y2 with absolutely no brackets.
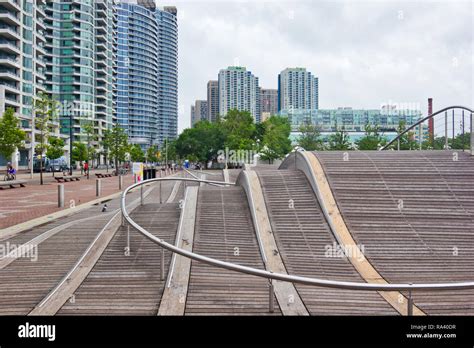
34,92,59,185
391,120,417,150
146,145,159,163
175,120,225,165
355,123,387,150
260,116,292,163
297,121,324,151
101,129,112,172
46,137,65,177
81,119,97,163
72,142,88,172
0,107,26,164
129,144,145,162
328,123,352,150
222,109,256,151
107,123,129,175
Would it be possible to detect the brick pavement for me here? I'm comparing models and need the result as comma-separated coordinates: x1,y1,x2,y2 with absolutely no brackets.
0,173,135,229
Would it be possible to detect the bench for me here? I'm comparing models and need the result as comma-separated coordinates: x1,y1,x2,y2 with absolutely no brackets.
54,176,81,183
95,173,113,178
0,180,27,189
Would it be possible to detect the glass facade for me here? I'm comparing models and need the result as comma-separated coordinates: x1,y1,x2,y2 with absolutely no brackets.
116,3,177,149
44,0,116,152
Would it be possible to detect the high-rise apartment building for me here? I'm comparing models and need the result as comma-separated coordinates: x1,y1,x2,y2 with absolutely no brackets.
278,68,319,111
207,80,218,122
260,88,278,116
116,1,178,149
44,0,117,164
0,0,58,169
191,100,207,127
190,105,195,127
218,66,260,122
156,5,178,145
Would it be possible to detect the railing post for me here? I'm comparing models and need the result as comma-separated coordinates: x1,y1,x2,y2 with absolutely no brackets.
418,123,422,150
471,112,473,155
407,286,413,316
269,279,275,313
160,248,165,281
140,184,144,206
462,110,465,151
445,111,448,149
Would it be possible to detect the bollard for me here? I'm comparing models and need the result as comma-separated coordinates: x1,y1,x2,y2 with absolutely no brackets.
96,179,101,197
269,280,275,313
160,248,165,281
119,175,123,190
58,184,64,208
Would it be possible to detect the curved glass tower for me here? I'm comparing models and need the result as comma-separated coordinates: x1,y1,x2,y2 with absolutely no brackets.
117,2,177,149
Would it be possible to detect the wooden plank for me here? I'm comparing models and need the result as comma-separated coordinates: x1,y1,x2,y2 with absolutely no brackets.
295,152,425,316
238,170,309,315
28,186,157,316
158,186,198,315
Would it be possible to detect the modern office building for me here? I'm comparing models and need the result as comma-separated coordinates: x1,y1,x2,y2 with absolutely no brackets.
218,66,260,122
207,80,218,122
278,68,319,111
279,107,426,144
0,0,61,170
190,100,207,127
260,88,278,116
116,1,178,149
44,0,117,164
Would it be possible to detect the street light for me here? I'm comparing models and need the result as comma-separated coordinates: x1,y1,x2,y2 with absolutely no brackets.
69,111,73,176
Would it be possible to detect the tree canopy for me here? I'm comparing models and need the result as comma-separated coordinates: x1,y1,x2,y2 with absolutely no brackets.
0,108,26,161
259,116,292,163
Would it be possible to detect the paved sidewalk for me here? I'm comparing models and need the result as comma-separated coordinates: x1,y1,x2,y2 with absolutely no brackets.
0,174,134,229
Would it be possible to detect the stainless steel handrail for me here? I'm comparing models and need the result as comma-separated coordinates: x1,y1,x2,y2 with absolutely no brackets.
183,168,231,187
121,177,474,291
380,106,473,151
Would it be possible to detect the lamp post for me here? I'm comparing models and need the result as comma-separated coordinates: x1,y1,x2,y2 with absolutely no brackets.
69,111,73,176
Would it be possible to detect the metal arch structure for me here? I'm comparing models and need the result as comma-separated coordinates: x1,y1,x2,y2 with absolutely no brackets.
121,177,474,315
380,106,473,151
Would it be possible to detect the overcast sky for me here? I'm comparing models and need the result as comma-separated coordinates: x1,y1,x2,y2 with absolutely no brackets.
167,0,473,133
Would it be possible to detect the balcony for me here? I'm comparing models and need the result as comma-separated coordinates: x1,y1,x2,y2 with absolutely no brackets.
0,10,20,26
0,80,19,92
0,0,20,13
0,23,19,40
0,53,18,68
0,39,19,54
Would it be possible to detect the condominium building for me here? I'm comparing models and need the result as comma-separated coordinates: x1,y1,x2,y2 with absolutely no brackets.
44,0,117,164
207,80,218,122
191,100,207,127
218,66,260,122
278,67,319,111
116,1,177,148
260,88,278,116
0,0,58,169
190,105,195,127
117,0,159,150
156,5,178,145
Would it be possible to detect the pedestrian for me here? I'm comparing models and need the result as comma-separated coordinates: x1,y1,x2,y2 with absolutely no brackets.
84,161,89,178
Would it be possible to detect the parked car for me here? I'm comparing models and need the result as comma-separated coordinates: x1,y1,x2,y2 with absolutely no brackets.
33,156,69,173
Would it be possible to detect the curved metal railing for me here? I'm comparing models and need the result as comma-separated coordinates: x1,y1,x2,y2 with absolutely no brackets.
381,106,473,151
121,177,474,315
